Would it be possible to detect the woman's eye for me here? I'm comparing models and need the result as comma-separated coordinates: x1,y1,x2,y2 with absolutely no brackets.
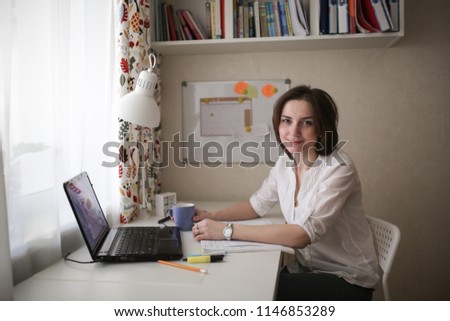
281,119,290,124
302,120,313,126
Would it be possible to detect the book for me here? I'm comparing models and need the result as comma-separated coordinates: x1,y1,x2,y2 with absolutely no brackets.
238,0,244,38
360,0,381,31
319,0,329,34
166,4,177,40
284,0,294,36
254,1,261,37
337,0,349,34
220,0,226,38
205,1,212,39
243,0,249,37
309,0,321,36
278,0,289,36
287,0,308,36
173,10,184,40
380,0,394,31
176,10,194,40
371,0,392,31
273,1,282,36
248,1,255,37
295,0,310,35
215,0,222,39
233,0,238,38
210,0,217,38
152,0,161,41
348,0,357,33
259,2,269,37
329,0,338,34
181,9,207,40
266,1,276,37
355,0,377,32
160,2,168,41
388,0,400,32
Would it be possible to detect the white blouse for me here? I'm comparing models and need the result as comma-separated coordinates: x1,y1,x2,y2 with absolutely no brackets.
249,149,380,289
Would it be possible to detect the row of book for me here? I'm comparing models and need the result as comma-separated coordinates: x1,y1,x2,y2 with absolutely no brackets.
155,4,206,41
153,0,401,42
154,1,226,41
235,0,401,38
318,0,401,35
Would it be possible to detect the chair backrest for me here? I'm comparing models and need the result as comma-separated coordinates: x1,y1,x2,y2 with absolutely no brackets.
366,215,401,300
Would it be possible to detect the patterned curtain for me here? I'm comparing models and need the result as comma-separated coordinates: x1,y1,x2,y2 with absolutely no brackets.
115,0,162,223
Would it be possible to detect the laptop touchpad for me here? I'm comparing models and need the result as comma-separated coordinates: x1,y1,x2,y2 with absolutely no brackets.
158,239,180,253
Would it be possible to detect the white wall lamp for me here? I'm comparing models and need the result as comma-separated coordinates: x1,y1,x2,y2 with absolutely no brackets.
118,53,160,128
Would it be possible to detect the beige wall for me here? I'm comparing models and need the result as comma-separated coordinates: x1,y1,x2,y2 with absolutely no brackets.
159,1,450,300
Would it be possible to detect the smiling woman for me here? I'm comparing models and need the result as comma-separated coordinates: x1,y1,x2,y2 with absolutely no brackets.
0,0,116,286
192,85,379,300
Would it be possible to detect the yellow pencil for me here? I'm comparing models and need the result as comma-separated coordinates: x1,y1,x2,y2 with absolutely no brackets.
157,260,207,274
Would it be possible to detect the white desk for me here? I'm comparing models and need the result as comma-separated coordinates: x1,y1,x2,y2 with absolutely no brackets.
14,201,284,301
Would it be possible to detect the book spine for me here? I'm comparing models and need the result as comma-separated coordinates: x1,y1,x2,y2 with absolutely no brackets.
238,0,244,37
348,0,357,33
248,1,255,37
296,0,310,34
160,3,168,41
254,1,261,37
284,0,294,36
166,4,177,40
371,0,392,31
320,0,329,34
360,0,381,31
220,0,226,38
181,10,206,40
259,2,269,37
337,0,349,34
272,1,281,36
176,10,194,40
328,0,338,34
211,1,217,38
277,1,287,36
388,0,399,32
233,0,237,38
215,0,222,39
243,0,249,37
266,1,275,37
205,2,212,39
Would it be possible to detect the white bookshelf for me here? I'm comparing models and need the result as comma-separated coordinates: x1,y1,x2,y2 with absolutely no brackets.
152,0,404,56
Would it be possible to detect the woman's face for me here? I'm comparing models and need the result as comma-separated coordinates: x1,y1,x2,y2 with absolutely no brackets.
278,99,319,156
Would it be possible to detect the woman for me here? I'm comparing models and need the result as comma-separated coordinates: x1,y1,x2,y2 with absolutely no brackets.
192,85,380,300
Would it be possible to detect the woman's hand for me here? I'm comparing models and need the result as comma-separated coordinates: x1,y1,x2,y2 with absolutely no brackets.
193,207,212,222
192,219,226,241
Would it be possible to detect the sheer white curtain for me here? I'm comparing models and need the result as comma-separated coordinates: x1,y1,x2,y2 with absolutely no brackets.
0,0,118,287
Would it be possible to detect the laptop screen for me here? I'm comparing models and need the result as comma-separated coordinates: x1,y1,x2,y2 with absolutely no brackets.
64,172,109,253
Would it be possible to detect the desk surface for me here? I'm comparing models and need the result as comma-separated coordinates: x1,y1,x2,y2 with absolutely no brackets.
14,201,284,301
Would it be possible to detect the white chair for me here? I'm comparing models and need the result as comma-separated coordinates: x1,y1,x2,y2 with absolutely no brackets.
366,215,401,300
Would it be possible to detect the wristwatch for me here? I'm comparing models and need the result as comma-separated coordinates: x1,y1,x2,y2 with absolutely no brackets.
223,222,233,241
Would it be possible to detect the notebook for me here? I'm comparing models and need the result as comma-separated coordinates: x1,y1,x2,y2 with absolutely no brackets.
63,172,183,262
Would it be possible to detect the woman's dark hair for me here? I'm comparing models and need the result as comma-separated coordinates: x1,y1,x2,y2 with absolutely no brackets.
272,85,339,157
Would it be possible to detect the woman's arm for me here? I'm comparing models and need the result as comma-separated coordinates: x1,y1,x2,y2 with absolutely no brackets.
193,218,311,249
193,200,259,222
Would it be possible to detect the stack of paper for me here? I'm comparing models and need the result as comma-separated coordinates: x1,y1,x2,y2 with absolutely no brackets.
201,239,294,254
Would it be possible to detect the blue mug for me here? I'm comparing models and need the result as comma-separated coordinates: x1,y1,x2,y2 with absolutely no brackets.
170,203,195,231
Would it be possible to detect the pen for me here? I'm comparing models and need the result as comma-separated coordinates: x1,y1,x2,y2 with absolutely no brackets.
157,260,207,274
183,255,225,264
157,216,171,224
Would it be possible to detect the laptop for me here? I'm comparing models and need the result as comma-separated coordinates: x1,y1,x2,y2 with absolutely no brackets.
63,172,183,262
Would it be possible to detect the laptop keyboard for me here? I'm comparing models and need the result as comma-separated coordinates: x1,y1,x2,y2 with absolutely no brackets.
115,227,157,256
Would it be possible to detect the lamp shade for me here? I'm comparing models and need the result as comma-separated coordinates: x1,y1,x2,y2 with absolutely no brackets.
118,66,160,128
